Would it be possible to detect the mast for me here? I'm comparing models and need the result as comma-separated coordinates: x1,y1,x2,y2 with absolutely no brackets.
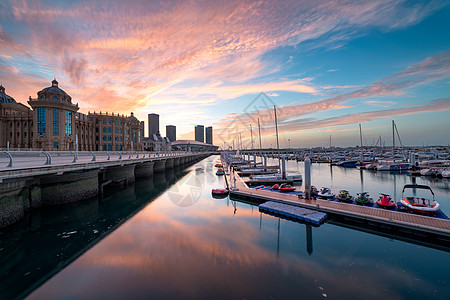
392,120,395,148
329,134,332,148
359,123,363,148
258,117,263,156
250,124,254,150
273,105,281,168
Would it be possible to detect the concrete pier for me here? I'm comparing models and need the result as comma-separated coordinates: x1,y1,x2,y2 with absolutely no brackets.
103,164,136,184
153,160,166,173
165,158,174,169
135,161,154,178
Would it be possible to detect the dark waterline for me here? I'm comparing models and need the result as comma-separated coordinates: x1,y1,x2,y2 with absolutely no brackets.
1,156,449,299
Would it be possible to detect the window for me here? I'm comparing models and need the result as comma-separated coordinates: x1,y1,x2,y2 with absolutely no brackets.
108,136,112,141
115,144,119,151
103,119,106,124
133,129,137,143
65,110,72,136
37,108,46,135
103,127,107,133
107,119,111,125
53,108,59,135
53,96,58,101
53,142,59,149
108,144,112,151
103,136,106,141
115,128,118,134
103,144,107,151
108,127,111,133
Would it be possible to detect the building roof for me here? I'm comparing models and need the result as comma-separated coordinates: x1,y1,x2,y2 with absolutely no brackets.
171,140,215,146
38,79,70,98
0,85,16,104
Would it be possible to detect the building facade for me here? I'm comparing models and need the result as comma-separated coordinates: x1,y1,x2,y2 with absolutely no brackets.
195,125,204,143
0,80,144,151
205,126,213,144
166,125,176,142
148,113,159,137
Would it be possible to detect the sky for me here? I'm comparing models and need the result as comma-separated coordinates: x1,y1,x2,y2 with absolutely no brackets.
0,0,449,148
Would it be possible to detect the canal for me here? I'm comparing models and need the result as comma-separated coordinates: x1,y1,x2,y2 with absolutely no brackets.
1,155,449,299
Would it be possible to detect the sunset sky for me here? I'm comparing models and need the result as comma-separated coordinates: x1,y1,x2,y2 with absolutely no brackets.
0,0,449,148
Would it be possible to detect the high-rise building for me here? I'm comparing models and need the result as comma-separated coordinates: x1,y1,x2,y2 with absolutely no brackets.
166,125,176,142
148,113,159,137
205,126,213,144
195,125,204,143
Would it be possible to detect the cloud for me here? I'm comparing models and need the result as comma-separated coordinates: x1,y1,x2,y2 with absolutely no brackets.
0,0,444,115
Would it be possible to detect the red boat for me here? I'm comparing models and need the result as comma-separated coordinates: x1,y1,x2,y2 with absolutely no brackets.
278,183,296,193
376,193,396,209
272,184,280,190
211,188,229,199
215,163,223,168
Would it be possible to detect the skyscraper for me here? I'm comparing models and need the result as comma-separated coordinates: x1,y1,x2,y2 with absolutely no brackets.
205,126,213,144
195,125,204,143
148,113,159,137
166,125,176,142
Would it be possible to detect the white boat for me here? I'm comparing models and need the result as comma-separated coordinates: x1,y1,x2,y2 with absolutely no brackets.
399,184,440,214
420,168,437,176
317,187,335,199
250,173,302,181
377,160,411,171
441,170,450,178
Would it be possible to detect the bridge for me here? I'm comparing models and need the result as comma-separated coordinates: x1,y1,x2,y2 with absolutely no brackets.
0,150,211,227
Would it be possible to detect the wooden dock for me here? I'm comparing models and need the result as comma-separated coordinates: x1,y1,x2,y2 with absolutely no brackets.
225,167,450,248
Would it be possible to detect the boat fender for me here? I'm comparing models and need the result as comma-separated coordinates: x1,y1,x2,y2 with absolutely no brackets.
430,168,436,173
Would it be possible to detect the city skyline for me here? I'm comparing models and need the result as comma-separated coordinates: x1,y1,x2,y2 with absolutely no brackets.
0,1,449,148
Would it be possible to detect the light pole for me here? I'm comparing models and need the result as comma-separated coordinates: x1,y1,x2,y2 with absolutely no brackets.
288,139,290,150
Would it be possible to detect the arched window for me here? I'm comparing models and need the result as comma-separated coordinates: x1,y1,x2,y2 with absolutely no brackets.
53,96,58,101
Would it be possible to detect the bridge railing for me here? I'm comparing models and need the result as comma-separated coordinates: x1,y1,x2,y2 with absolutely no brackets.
0,150,208,169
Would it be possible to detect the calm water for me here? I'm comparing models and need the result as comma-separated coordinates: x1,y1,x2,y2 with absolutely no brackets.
1,155,449,299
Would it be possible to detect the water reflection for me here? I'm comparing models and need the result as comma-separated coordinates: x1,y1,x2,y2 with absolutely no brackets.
14,156,450,299
0,166,190,300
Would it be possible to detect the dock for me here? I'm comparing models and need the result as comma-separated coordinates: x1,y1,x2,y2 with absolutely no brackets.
225,167,450,250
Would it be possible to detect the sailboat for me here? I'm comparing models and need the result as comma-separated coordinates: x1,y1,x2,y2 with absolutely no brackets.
251,106,302,181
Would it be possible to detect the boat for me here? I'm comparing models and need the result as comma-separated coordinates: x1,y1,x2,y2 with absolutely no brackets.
336,190,353,202
376,193,395,209
272,184,279,190
399,184,440,214
355,192,372,205
317,187,335,199
211,188,229,199
419,168,437,176
278,183,296,193
377,160,411,171
215,163,223,168
336,160,359,168
216,168,225,176
310,186,318,197
442,170,450,178
250,173,302,181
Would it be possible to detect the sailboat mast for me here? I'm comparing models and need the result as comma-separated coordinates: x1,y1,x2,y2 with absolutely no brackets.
258,117,263,155
392,120,395,148
273,105,281,168
359,123,363,148
250,124,254,150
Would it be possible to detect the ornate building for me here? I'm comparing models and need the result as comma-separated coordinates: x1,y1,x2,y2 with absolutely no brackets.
1,80,144,151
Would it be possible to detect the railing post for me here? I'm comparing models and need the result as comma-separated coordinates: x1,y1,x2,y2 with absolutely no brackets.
70,151,77,163
90,151,96,161
42,151,51,165
107,152,110,160
2,151,13,168
119,152,122,160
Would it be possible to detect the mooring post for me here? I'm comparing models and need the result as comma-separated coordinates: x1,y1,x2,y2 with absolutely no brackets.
281,155,286,180
305,154,311,200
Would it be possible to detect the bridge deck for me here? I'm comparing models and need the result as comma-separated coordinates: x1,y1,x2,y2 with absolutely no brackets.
227,170,450,236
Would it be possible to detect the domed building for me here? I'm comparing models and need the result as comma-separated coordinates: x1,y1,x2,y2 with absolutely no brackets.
0,85,33,149
28,79,79,150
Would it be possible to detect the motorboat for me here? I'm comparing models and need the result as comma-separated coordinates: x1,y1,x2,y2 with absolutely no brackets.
419,168,438,176
376,193,395,209
215,163,223,168
377,160,411,171
310,186,318,197
441,170,450,178
317,187,335,199
399,184,440,214
216,168,225,176
211,188,229,199
271,184,279,190
250,173,302,181
336,190,353,202
355,192,372,205
336,160,359,168
278,183,296,193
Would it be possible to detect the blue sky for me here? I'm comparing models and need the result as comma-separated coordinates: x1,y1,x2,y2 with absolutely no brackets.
0,0,449,147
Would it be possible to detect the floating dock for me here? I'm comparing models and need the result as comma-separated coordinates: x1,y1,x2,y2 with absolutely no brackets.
260,201,327,225
224,166,450,250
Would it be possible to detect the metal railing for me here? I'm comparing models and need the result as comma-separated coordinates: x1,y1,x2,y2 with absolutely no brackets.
0,150,209,169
